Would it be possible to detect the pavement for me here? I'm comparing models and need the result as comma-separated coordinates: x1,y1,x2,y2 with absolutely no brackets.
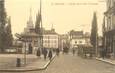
96,57,115,65
0,53,56,72
5,52,115,73
1,52,115,73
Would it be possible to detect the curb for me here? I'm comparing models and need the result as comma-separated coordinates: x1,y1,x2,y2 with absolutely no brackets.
0,54,56,72
96,58,115,66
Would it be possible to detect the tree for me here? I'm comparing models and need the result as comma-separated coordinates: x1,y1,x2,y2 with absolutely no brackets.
0,0,7,52
90,12,98,54
5,17,13,48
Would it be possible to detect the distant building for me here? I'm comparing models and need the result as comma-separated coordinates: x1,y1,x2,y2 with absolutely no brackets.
21,28,59,53
20,9,39,54
59,34,69,50
69,30,91,49
16,10,59,54
24,8,34,33
84,32,91,45
43,28,59,49
69,30,84,49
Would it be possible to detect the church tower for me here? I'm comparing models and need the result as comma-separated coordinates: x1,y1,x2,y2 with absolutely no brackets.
27,8,34,29
24,8,34,33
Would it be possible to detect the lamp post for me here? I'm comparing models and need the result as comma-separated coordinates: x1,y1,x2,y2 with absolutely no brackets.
19,37,27,66
15,33,27,66
39,0,43,53
24,39,27,65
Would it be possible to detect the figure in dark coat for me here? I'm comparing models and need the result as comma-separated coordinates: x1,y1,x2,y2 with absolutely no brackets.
72,48,75,55
56,48,60,56
36,48,41,57
43,48,48,60
28,43,33,54
48,50,53,60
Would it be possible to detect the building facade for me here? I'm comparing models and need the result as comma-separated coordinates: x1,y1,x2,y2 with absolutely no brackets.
59,34,69,50
20,10,39,54
15,9,60,54
104,0,115,58
69,30,90,49
69,30,85,49
43,29,59,49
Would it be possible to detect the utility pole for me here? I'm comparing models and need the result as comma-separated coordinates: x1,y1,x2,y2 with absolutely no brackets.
39,0,43,52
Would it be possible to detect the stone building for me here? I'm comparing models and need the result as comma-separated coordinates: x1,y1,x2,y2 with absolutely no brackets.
69,30,84,49
20,9,39,54
59,34,69,50
43,28,59,49
18,10,59,53
68,30,91,49
104,0,115,58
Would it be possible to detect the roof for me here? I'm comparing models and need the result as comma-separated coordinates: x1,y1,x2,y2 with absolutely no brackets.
72,36,84,39
70,30,83,36
43,29,58,35
21,32,39,38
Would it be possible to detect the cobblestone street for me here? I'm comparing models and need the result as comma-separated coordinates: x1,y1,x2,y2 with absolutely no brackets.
2,53,115,73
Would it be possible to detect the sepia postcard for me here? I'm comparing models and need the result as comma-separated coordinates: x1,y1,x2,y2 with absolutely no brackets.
0,0,115,73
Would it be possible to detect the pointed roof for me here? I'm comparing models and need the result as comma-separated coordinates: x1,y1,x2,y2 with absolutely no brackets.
27,8,34,29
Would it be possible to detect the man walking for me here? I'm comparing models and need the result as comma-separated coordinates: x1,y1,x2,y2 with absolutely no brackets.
48,49,53,60
56,48,60,56
43,48,48,60
36,48,41,57
72,48,75,56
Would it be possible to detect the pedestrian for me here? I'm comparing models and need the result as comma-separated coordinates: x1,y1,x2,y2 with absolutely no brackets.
43,48,48,60
36,48,41,57
48,49,53,60
102,48,105,59
72,48,75,56
28,43,33,54
56,48,60,56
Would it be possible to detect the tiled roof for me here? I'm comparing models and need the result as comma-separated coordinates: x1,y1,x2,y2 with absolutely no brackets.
70,30,83,36
43,29,58,35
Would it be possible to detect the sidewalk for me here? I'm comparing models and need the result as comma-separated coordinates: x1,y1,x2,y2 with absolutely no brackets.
0,54,56,72
96,57,115,65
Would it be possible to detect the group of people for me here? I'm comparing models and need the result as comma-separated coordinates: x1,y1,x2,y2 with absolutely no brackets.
63,47,76,55
36,47,77,60
36,48,53,60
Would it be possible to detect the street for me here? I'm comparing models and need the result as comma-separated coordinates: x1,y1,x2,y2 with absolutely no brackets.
1,53,115,73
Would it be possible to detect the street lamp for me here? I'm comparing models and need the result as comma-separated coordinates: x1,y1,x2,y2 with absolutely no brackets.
15,33,27,66
38,0,43,53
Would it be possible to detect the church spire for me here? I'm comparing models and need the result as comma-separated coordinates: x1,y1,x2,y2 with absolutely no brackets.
29,8,32,22
27,8,34,29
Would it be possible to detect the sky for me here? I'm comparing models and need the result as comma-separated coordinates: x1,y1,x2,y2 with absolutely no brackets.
5,0,106,36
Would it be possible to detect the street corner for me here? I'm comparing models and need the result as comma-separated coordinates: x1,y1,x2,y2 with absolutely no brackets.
0,53,56,72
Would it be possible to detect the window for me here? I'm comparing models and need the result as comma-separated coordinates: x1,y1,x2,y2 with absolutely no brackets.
75,41,77,44
79,41,82,43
